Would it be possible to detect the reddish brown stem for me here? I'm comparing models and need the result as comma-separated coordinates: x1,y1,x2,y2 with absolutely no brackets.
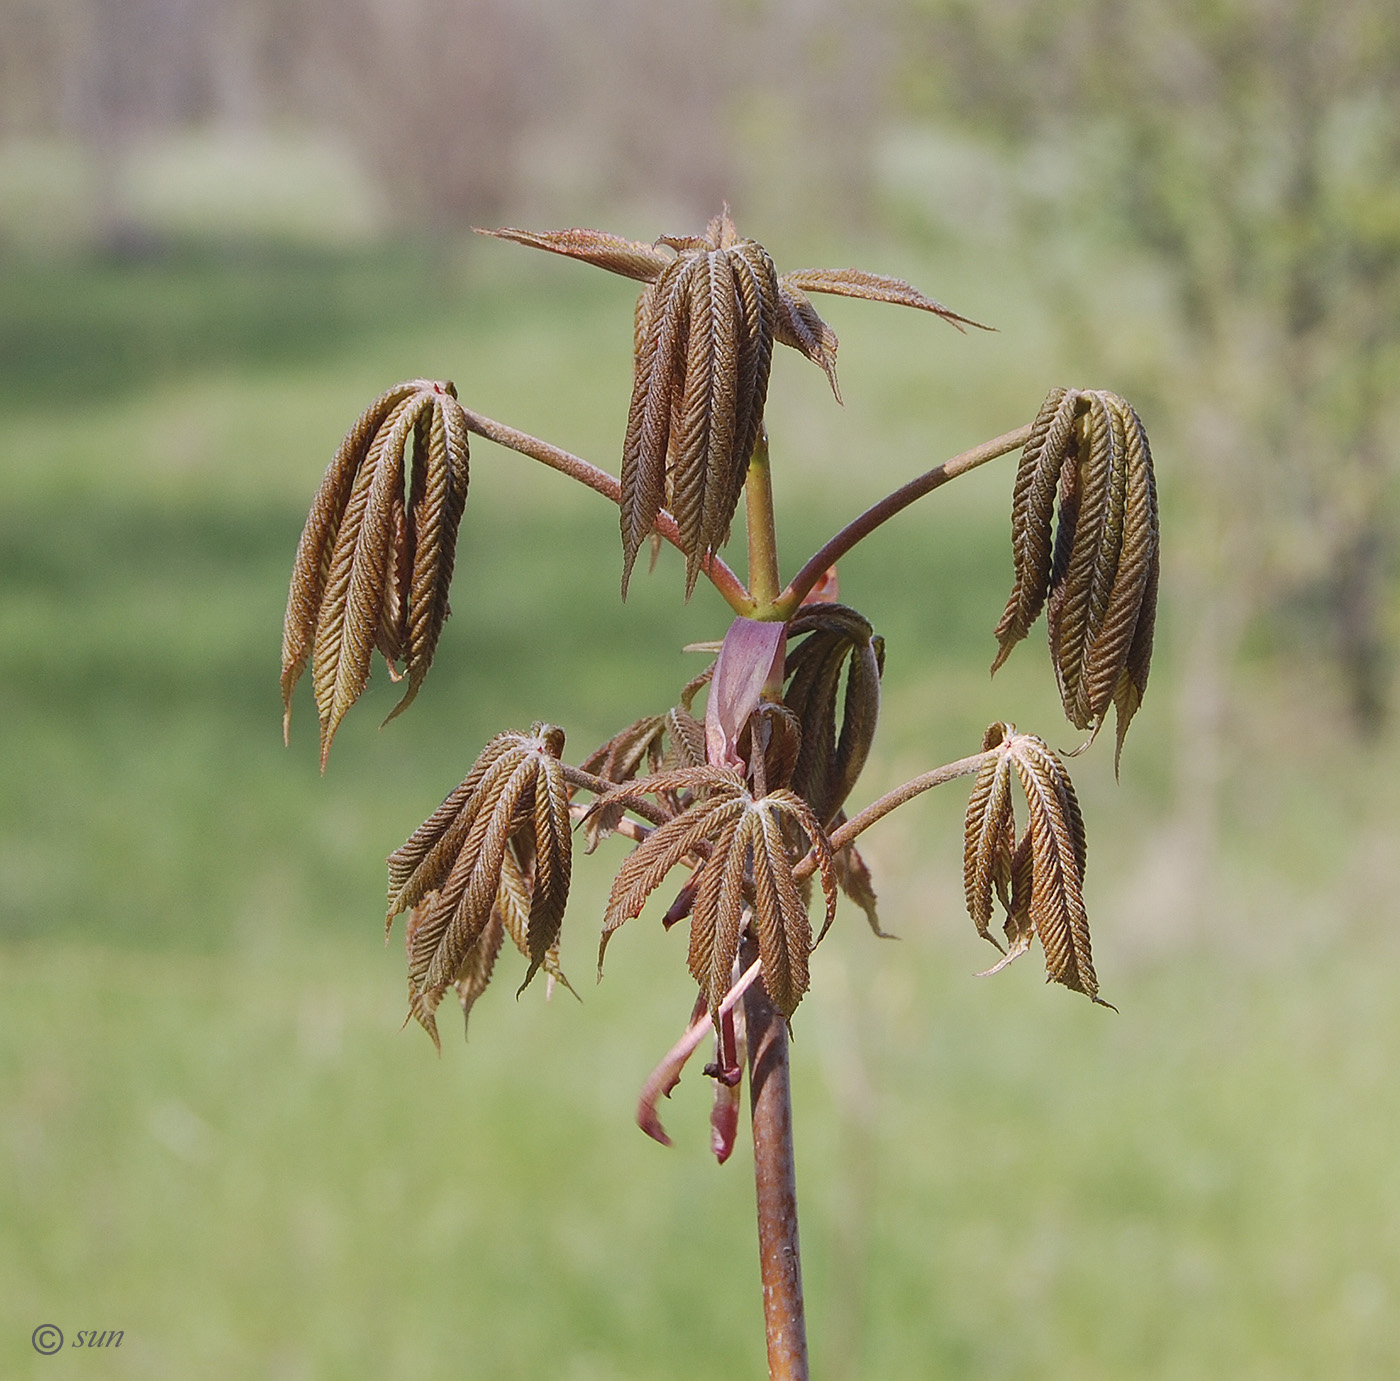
741,929,809,1381
458,405,756,616
560,763,671,828
791,752,991,884
777,424,1032,616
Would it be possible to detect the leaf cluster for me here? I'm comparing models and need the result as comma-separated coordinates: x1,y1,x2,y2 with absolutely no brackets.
963,722,1106,1005
386,724,572,1047
992,388,1159,767
282,380,470,767
593,767,837,1019
482,212,984,596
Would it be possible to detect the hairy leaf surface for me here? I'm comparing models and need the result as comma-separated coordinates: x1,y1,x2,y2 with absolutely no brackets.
283,379,469,766
962,723,1105,1004
386,724,573,1045
992,388,1159,762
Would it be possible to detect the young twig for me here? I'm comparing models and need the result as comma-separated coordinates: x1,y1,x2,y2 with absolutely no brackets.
458,405,756,616
778,425,1032,615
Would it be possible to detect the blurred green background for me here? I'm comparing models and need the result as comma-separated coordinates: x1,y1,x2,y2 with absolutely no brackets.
2,2,1399,1378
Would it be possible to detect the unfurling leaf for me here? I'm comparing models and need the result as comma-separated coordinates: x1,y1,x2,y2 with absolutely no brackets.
282,379,470,767
475,225,671,282
595,767,749,975
992,388,1159,766
623,222,778,595
736,702,803,797
444,836,577,1038
784,603,885,826
963,722,1107,1005
386,724,573,1046
595,769,836,1019
706,616,787,770
483,210,985,592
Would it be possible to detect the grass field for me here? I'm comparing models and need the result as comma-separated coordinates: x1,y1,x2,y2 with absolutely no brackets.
3,236,1398,1379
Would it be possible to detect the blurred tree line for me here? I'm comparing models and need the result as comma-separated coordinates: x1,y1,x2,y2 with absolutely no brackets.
0,0,886,230
898,0,1400,739
2,0,1395,739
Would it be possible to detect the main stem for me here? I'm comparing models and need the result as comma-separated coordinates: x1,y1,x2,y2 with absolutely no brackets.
739,436,808,1379
741,929,809,1381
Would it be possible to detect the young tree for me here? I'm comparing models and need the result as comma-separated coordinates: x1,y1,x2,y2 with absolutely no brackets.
280,209,1158,1379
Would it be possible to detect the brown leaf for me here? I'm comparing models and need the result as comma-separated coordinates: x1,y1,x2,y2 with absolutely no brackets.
578,715,667,788
737,702,803,797
620,236,779,596
963,741,1015,952
386,724,573,1041
485,214,984,595
571,707,711,852
596,768,836,1020
662,706,708,769
689,787,835,1019
780,266,990,332
577,715,667,852
992,388,1159,764
492,838,576,1002
689,806,760,1013
784,603,884,825
963,724,1107,1005
773,281,842,400
991,387,1079,672
283,379,469,766
451,910,505,1039
774,267,989,402
830,822,889,938
475,225,671,282
620,257,689,591
596,769,748,974
749,803,810,1016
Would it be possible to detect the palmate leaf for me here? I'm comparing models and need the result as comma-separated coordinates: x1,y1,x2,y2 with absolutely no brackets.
992,388,1159,766
622,234,779,596
482,211,985,593
578,715,668,786
417,807,575,1046
386,723,573,1046
595,768,836,1019
962,722,1106,1005
594,767,748,973
282,379,469,767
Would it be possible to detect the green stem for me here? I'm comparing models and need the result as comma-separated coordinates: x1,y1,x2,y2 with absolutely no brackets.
459,406,756,617
776,424,1032,618
745,429,783,614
